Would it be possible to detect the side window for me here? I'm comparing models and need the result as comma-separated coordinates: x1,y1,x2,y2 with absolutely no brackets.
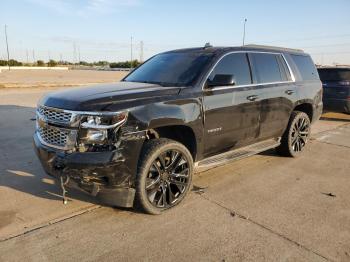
291,54,319,81
209,53,252,86
250,53,284,83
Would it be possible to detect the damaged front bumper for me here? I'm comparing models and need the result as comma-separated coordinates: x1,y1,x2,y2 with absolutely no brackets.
33,133,136,207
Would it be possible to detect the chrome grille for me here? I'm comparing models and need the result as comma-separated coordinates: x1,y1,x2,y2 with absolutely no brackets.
38,126,70,148
37,105,72,124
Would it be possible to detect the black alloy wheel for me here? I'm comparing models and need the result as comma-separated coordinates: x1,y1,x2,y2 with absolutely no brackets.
146,149,190,208
276,111,311,157
290,115,310,153
135,138,193,214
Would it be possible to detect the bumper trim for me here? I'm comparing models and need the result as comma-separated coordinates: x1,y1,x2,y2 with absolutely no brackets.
67,178,135,207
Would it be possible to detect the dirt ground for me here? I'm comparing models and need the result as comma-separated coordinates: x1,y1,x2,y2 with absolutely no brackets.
0,79,350,261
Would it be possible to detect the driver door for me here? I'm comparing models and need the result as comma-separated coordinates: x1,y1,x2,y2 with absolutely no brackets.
202,52,261,157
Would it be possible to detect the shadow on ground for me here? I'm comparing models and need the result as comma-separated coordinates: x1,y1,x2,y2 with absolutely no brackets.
0,105,99,206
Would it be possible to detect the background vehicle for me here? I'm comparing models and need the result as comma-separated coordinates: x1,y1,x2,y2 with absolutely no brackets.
318,66,350,114
33,45,323,214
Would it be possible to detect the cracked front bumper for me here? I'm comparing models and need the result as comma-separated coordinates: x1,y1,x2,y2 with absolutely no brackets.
33,133,136,208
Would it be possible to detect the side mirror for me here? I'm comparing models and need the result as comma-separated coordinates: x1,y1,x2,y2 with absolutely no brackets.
207,74,236,87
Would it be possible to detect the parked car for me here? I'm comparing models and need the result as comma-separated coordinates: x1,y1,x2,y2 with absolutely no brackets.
33,45,323,214
318,66,350,114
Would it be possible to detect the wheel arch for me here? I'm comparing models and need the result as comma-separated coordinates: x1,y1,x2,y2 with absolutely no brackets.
293,102,314,122
145,125,198,162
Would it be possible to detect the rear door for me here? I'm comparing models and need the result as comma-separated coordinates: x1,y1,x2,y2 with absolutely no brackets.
202,52,261,157
248,52,297,140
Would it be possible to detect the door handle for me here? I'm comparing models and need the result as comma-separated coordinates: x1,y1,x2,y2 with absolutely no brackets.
246,95,258,101
285,90,295,95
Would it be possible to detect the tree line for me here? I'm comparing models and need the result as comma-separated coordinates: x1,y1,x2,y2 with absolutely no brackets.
0,59,141,68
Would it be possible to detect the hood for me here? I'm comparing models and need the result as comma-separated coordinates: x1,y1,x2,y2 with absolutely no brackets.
40,81,181,111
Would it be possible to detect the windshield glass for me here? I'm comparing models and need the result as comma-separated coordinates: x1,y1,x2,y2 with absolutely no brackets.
124,52,214,87
318,68,350,81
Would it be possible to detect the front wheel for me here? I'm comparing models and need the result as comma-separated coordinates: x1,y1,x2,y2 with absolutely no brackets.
135,138,193,214
276,111,311,157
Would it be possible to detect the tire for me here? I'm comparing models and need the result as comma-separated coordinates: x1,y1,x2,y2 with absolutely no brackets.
134,138,193,215
276,111,311,157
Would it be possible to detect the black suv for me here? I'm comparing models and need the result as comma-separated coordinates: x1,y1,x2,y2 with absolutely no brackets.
318,66,350,114
34,45,323,214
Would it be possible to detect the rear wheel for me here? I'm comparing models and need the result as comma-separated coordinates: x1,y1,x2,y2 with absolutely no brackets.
135,138,193,214
276,111,311,157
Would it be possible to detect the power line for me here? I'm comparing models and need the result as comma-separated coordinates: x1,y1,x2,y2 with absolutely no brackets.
310,51,350,55
259,33,350,45
300,42,350,49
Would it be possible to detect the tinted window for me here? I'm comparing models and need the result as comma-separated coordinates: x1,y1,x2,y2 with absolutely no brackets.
277,55,292,81
124,52,214,87
208,53,251,85
318,68,350,82
291,54,319,81
251,53,283,83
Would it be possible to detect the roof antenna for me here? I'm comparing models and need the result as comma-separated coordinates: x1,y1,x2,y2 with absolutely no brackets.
204,42,212,49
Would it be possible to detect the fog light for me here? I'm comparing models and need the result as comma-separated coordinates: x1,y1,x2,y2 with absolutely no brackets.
85,129,107,143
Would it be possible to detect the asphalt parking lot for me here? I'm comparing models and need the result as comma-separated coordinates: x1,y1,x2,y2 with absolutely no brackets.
0,87,350,261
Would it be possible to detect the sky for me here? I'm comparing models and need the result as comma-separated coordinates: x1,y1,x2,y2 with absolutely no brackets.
0,0,350,65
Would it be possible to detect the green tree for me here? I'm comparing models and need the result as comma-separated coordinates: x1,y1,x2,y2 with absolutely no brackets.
37,60,45,66
109,60,140,68
8,59,22,66
48,59,57,67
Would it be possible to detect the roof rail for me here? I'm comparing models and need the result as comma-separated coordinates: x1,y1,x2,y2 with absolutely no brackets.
244,44,304,53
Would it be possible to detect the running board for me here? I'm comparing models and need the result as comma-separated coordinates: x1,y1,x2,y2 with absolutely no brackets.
195,138,280,173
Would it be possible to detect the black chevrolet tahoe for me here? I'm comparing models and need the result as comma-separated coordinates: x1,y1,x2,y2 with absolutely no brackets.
34,45,323,214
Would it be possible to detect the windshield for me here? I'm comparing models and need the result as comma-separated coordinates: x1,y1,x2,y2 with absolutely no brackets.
124,52,214,87
318,68,350,82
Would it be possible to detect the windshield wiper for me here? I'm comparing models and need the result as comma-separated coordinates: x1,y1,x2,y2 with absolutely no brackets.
139,81,176,87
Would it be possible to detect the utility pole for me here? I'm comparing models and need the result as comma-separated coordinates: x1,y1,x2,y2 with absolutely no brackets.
130,36,133,69
242,18,247,46
4,24,10,70
139,41,144,63
73,42,77,64
26,49,29,63
78,46,81,64
32,49,35,63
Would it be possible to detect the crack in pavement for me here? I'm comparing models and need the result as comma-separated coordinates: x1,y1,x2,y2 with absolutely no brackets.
0,205,101,243
311,123,350,137
197,193,334,262
313,140,350,150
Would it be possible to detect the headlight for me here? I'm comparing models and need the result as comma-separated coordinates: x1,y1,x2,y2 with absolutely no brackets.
81,129,108,143
80,111,128,129
79,111,128,144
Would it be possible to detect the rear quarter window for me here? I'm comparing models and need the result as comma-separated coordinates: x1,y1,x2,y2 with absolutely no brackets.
291,54,319,81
